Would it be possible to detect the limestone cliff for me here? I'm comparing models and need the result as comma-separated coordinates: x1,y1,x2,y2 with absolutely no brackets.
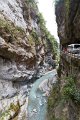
0,0,57,119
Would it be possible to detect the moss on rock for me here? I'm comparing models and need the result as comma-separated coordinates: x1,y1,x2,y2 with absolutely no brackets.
0,18,25,43
0,101,20,120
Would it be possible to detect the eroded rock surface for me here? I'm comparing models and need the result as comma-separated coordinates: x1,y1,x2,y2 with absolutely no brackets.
0,0,56,119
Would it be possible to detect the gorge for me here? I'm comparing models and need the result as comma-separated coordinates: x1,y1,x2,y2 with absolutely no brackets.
0,0,58,120
0,0,80,120
47,0,80,120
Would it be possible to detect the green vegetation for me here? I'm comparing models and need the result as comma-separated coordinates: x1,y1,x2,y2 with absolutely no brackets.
9,101,20,112
31,29,41,45
25,0,38,20
65,0,70,14
63,75,80,104
48,83,60,110
37,13,58,59
47,75,80,120
46,32,58,56
47,82,61,120
37,13,46,33
0,18,25,43
0,102,20,120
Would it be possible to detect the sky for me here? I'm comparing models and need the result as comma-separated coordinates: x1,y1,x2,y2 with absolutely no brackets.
37,0,59,42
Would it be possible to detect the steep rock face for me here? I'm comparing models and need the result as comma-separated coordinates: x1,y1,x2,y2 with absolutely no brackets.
0,0,27,29
0,0,56,119
0,0,51,84
55,0,80,46
51,0,80,120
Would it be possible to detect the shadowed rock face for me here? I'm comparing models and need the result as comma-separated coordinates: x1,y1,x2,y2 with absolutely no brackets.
55,0,80,46
54,1,80,120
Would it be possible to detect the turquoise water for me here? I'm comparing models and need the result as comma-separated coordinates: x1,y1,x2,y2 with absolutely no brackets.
28,70,57,120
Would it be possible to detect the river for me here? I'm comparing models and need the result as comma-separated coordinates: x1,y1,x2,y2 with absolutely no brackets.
27,69,57,120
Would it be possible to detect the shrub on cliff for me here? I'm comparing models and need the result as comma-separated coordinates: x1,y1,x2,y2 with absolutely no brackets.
36,13,58,59
63,75,80,104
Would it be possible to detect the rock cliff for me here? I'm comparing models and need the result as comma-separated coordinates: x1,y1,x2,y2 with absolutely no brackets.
0,0,57,119
55,0,80,46
47,0,80,120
